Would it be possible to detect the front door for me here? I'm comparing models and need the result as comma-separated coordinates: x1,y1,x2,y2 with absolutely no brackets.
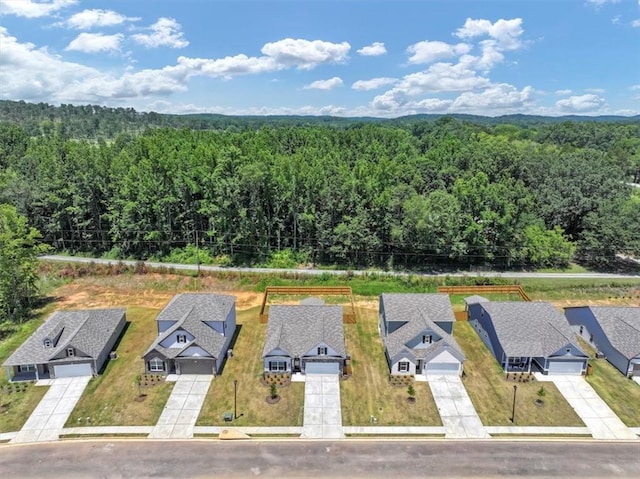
293,358,301,372
416,360,423,374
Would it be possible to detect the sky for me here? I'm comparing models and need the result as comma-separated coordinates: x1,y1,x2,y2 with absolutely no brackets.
0,0,639,117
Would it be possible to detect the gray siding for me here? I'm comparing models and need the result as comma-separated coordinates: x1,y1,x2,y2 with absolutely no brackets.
565,307,630,376
95,313,126,373
469,303,505,368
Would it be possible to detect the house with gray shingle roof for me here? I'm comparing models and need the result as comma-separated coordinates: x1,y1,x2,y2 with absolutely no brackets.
468,301,588,375
565,306,640,377
3,308,126,381
262,302,346,375
143,293,236,375
379,294,465,376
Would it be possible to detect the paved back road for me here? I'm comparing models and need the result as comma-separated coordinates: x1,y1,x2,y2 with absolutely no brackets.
39,255,640,279
1,440,639,478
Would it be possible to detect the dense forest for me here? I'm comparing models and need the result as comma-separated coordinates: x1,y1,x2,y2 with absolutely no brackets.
1,101,639,269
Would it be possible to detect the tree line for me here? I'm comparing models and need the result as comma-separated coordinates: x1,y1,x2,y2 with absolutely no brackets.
1,112,640,269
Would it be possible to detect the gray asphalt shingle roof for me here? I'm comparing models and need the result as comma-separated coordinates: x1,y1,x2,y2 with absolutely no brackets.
145,293,235,359
381,293,455,324
3,309,126,366
381,294,463,360
581,306,640,359
263,305,346,358
480,302,584,358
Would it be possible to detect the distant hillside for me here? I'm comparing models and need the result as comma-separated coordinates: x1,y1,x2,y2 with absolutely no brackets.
0,99,639,139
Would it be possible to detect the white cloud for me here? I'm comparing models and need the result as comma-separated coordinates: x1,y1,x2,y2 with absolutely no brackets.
556,94,606,112
0,0,76,18
261,38,350,69
357,42,387,56
632,19,640,27
406,41,471,64
630,85,640,91
65,9,139,29
586,0,620,6
450,84,534,112
555,89,573,95
585,88,605,93
352,77,397,91
456,18,524,51
303,77,343,90
131,17,189,49
65,33,123,53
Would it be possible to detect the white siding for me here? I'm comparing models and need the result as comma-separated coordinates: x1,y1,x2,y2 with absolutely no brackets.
159,330,195,348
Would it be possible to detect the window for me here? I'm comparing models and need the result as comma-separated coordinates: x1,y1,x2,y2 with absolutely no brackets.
398,361,410,372
589,334,594,343
67,348,75,357
149,358,165,372
422,335,432,344
269,361,286,372
508,357,522,364
177,334,187,344
579,325,584,334
43,339,52,348
19,364,35,372
317,347,327,355
566,348,571,354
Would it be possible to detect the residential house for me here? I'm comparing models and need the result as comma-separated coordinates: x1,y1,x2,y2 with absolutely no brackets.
262,302,347,375
379,293,465,376
3,308,126,381
565,306,640,377
467,299,588,375
143,293,236,375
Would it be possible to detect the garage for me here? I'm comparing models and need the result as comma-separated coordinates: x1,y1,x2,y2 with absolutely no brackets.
547,360,585,375
305,362,340,375
425,362,461,375
631,361,640,376
178,358,215,374
53,363,93,378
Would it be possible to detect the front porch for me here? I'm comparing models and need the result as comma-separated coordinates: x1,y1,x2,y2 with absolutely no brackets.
503,356,533,373
5,365,50,383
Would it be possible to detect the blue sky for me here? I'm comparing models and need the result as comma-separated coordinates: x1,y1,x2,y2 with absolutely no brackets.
1,0,639,117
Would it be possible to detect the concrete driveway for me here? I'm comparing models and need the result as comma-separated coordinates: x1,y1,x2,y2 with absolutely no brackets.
545,375,637,440
11,376,90,444
148,375,213,439
301,374,344,438
428,375,489,439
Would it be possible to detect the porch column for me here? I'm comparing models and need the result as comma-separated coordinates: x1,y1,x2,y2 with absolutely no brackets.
5,366,11,382
35,365,39,381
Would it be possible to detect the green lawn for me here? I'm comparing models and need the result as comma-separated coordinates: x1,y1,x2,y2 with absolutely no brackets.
455,321,584,426
582,350,640,427
340,308,441,426
0,306,54,433
197,307,305,426
67,307,173,426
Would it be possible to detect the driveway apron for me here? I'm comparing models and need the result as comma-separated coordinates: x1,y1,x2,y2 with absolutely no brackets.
11,376,90,444
547,375,637,440
301,374,344,438
149,375,212,439
428,375,489,439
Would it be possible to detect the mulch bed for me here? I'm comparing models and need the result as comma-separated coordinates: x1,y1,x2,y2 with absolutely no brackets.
266,395,281,404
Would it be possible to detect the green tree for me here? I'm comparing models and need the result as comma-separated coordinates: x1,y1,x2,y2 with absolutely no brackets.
0,204,49,323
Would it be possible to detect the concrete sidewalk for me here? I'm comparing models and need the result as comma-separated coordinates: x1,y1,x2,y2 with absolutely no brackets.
11,376,90,444
301,374,344,439
428,375,489,439
148,375,213,439
541,375,637,440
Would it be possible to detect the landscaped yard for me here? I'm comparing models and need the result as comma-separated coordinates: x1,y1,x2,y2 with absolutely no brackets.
197,307,305,426
455,321,584,426
0,306,52,433
585,357,640,427
340,307,441,426
66,307,173,426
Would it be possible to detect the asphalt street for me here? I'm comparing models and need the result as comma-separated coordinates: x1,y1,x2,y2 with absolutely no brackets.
1,440,639,478
39,255,640,279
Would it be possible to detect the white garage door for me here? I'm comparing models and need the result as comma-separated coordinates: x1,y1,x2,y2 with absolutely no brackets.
426,362,460,375
305,362,339,375
548,360,584,375
53,363,92,378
